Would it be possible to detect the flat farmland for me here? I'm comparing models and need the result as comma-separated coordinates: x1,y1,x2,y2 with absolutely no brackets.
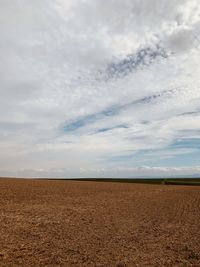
0,178,200,267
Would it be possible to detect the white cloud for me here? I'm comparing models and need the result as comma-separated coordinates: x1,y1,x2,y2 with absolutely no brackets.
0,0,200,177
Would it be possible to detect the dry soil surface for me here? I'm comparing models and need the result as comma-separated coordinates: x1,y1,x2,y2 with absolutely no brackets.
0,178,200,267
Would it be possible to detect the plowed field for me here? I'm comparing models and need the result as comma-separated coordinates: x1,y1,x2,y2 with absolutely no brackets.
0,178,200,267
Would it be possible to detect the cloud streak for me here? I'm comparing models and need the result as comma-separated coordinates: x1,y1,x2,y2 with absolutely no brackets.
0,0,200,177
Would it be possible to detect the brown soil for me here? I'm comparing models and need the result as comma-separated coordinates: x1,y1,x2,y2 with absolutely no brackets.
0,178,200,267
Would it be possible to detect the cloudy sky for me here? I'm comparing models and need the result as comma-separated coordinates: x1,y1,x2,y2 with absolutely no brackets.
1,0,200,178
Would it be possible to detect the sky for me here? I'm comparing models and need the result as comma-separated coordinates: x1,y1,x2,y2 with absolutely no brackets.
1,0,200,178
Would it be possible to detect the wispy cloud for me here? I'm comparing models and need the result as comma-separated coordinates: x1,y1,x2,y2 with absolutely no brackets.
0,0,200,177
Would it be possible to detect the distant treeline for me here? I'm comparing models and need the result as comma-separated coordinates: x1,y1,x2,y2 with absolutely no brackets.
69,178,200,186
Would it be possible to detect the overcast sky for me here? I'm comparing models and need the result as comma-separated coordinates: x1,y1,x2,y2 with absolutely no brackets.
1,0,200,178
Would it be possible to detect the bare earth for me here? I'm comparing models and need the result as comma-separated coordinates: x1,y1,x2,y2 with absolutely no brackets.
0,179,200,267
